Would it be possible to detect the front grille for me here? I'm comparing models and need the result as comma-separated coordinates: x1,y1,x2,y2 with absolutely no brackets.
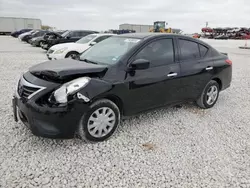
17,77,45,100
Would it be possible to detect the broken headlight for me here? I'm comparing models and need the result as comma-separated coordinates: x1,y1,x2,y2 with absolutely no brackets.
52,77,90,104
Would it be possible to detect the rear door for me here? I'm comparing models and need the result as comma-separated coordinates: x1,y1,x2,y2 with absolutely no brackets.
123,37,181,115
177,38,214,100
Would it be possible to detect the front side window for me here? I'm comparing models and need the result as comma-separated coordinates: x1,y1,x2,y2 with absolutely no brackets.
70,31,80,37
61,31,70,37
179,39,200,60
134,38,174,67
80,37,141,65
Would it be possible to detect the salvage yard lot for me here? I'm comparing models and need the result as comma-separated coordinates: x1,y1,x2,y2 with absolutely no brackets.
1,36,250,187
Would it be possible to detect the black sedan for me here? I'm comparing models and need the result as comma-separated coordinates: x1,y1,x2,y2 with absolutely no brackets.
12,33,232,142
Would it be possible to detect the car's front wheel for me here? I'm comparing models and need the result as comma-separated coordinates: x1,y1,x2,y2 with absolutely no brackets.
78,99,121,142
196,80,220,109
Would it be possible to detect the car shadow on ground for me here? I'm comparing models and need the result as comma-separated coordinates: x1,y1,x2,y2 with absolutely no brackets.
18,102,203,148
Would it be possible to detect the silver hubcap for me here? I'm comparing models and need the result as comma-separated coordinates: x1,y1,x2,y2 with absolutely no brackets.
206,85,218,105
87,107,116,138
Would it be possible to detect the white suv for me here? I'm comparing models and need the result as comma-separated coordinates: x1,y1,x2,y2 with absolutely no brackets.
46,33,116,60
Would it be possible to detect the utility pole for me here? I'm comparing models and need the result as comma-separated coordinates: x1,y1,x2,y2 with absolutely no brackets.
206,22,208,28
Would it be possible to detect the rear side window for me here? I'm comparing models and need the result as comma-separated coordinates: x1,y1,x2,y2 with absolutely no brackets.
179,39,200,60
199,44,208,57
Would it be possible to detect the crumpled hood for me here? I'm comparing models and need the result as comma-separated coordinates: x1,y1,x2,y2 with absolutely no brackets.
29,59,108,80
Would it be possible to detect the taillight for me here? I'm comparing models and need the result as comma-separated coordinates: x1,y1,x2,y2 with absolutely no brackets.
225,59,232,65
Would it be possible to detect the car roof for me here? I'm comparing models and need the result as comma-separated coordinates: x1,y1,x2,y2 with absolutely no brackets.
117,33,181,39
92,33,117,36
69,30,99,33
117,33,210,46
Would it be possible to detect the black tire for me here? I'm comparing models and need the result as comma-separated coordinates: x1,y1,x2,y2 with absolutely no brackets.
196,80,220,109
78,99,121,142
65,51,79,59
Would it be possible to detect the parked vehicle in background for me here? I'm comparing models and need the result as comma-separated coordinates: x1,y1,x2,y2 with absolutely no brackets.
18,30,38,41
192,33,201,38
23,30,48,43
214,35,229,40
47,33,116,60
30,30,67,47
41,30,99,50
11,29,33,38
0,17,41,35
12,33,232,142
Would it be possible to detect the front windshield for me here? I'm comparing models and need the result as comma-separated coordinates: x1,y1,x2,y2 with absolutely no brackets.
61,31,70,37
76,34,97,44
79,37,141,65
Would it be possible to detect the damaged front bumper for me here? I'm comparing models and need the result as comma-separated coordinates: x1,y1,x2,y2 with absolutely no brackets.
12,74,91,139
12,93,90,139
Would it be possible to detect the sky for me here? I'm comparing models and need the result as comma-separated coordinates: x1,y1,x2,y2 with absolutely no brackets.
0,0,249,33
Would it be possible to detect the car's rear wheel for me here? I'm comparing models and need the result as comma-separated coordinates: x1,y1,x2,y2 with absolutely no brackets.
65,51,79,59
78,99,121,142
196,80,220,109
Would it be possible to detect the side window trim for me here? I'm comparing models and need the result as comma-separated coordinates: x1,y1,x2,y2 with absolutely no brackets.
198,44,209,58
177,38,201,61
177,37,210,61
127,37,176,66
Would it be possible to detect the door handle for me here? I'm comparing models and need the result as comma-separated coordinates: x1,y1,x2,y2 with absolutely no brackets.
206,66,213,71
167,72,178,77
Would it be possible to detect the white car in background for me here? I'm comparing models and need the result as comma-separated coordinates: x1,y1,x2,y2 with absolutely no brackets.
46,33,116,60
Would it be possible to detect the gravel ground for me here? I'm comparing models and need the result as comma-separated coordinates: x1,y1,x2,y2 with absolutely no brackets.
1,36,250,188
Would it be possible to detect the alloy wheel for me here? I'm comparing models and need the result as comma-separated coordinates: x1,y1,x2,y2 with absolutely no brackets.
206,85,218,105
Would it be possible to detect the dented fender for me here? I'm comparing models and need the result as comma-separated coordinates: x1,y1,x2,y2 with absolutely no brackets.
77,78,112,102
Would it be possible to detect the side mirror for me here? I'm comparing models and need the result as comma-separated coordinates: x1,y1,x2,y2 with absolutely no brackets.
66,36,71,39
129,59,150,70
89,41,97,46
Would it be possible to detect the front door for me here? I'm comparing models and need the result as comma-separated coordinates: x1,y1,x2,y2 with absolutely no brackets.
123,38,181,115
177,38,214,100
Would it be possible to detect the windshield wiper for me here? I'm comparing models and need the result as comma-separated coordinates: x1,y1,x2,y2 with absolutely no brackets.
81,58,98,64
